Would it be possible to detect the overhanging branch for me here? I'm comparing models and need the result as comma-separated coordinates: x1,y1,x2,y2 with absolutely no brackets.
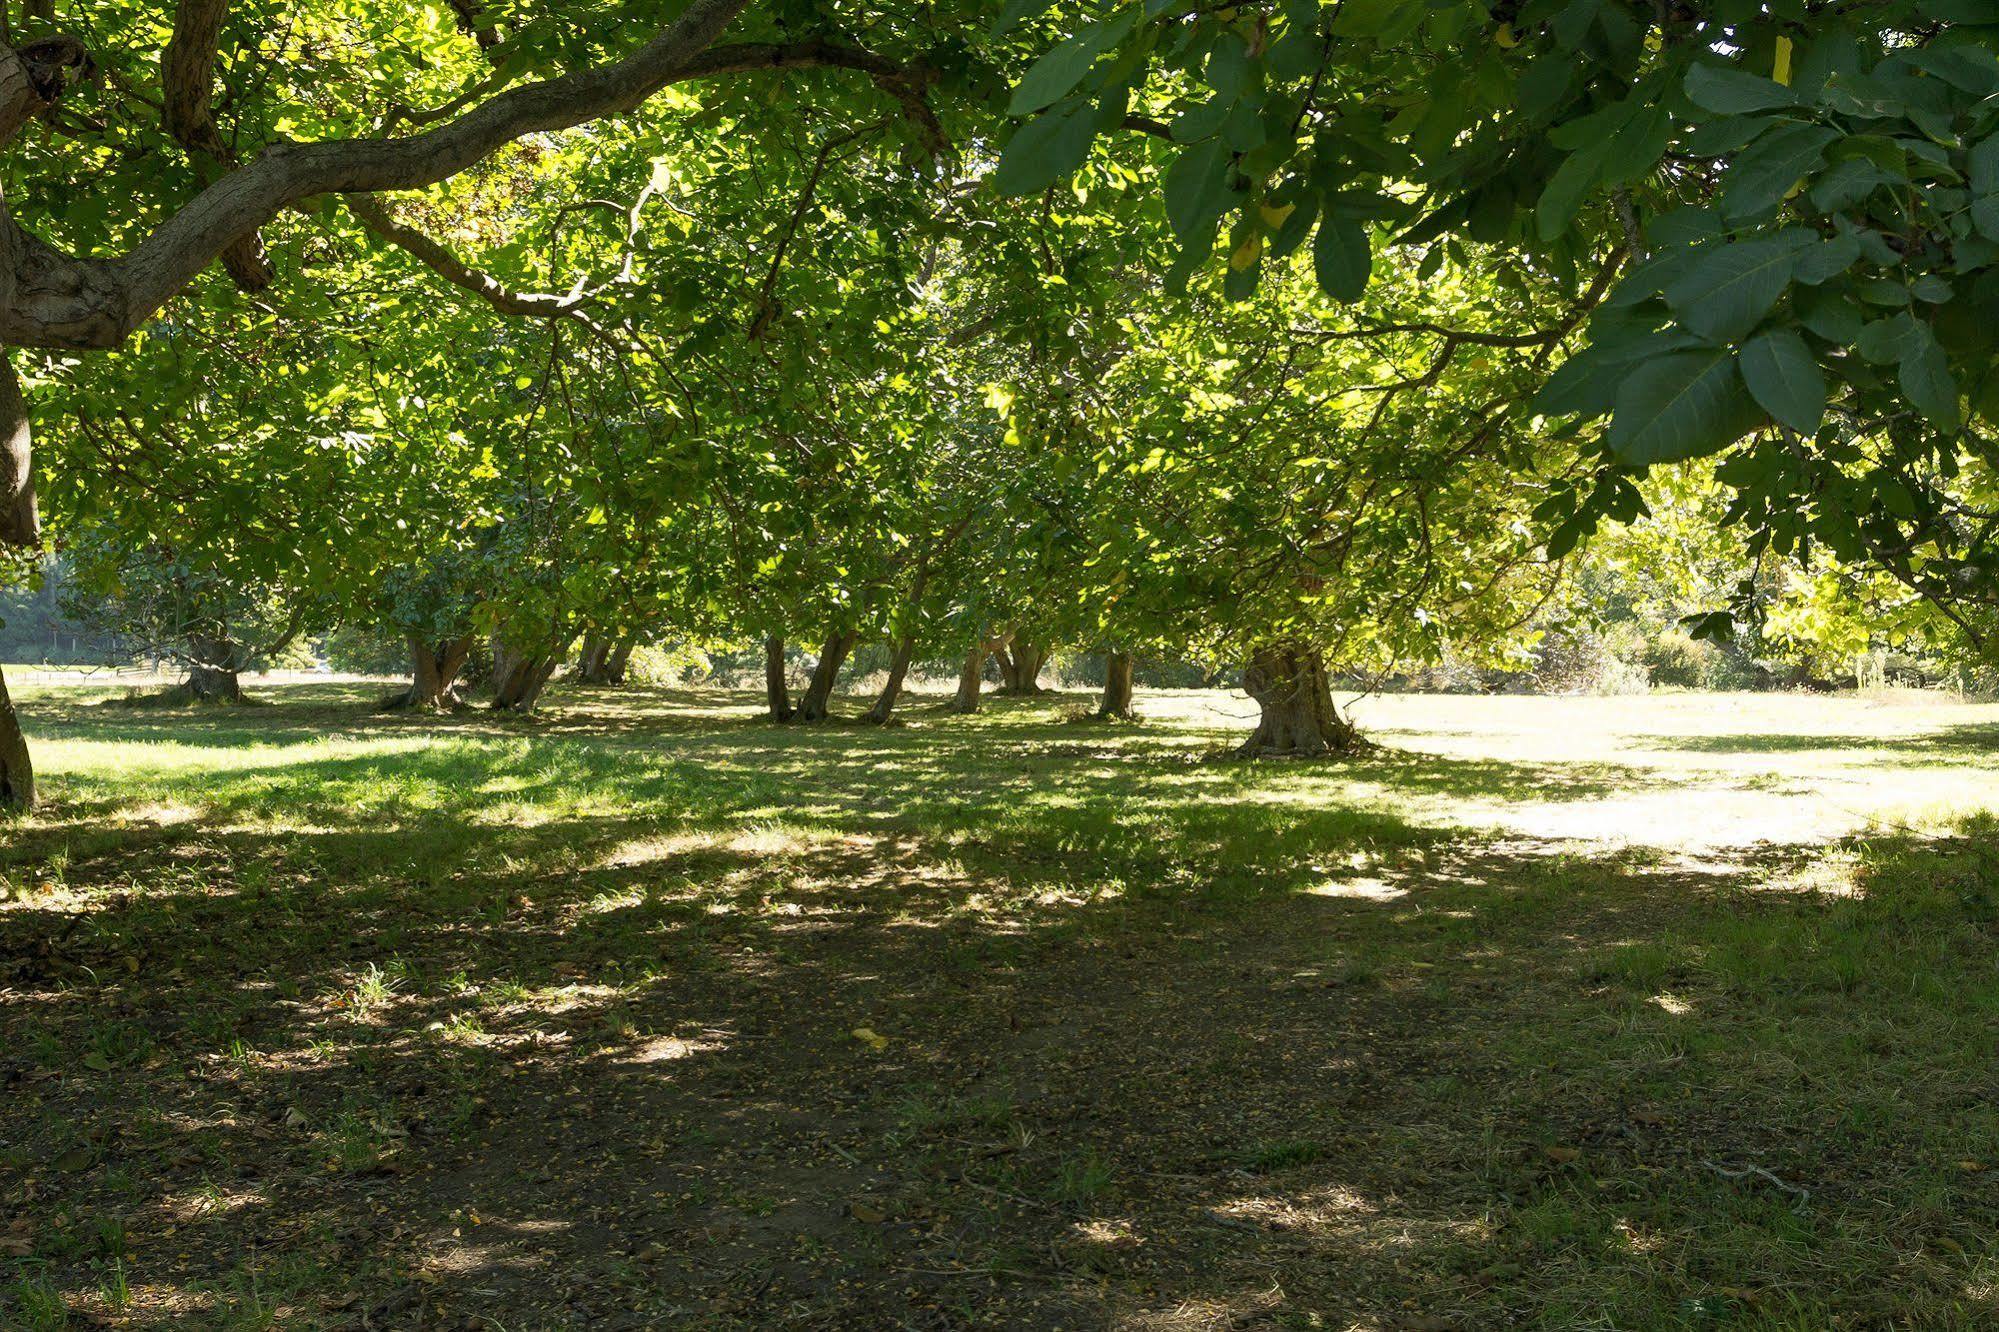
0,6,946,351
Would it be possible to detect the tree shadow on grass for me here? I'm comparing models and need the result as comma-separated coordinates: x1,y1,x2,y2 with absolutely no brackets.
3,693,1998,1329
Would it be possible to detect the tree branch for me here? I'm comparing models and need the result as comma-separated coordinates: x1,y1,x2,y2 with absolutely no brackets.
160,0,273,289
0,4,947,350
342,192,601,323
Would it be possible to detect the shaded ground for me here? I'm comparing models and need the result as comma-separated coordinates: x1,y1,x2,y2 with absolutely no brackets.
2,683,1998,1330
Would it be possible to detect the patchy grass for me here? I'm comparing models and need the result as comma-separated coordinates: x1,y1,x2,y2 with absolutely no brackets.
1,682,1998,1329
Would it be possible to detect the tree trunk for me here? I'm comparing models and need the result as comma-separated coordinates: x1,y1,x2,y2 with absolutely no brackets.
764,634,793,722
794,631,856,723
491,633,569,713
997,640,1049,695
0,354,40,546
1237,644,1363,757
603,639,634,686
946,643,985,715
400,632,472,710
186,632,241,704
576,633,613,684
863,637,916,725
1097,650,1136,719
0,662,35,810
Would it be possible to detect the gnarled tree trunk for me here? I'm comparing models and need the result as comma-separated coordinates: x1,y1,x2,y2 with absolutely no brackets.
400,632,473,710
794,631,856,723
863,636,916,725
491,633,570,713
1238,644,1363,758
764,634,793,722
997,639,1049,695
186,631,242,704
576,632,635,686
0,663,35,810
1097,650,1136,719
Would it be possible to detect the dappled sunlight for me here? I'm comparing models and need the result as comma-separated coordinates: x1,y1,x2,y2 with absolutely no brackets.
4,683,1999,1327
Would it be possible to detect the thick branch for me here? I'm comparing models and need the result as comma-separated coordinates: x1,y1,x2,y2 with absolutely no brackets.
160,0,273,289
0,352,39,545
5,19,951,347
161,0,227,151
1,0,776,347
0,34,86,143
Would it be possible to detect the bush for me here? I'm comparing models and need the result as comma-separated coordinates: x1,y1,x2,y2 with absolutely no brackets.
624,642,711,686
1641,629,1711,689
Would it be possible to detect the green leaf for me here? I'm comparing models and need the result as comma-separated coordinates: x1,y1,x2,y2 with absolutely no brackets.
1661,235,1808,342
1163,138,1235,241
992,105,1098,195
1535,141,1608,240
1899,324,1961,428
1685,64,1801,113
1793,229,1860,285
1008,7,1138,116
1608,348,1763,465
1739,328,1827,435
1312,214,1372,302
1721,122,1837,220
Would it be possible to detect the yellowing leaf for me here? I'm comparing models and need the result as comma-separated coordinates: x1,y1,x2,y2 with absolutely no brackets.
1494,23,1517,47
1259,202,1296,230
1229,236,1263,271
1773,36,1793,87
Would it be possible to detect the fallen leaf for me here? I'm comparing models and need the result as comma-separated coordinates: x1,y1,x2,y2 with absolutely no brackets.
1543,1146,1580,1164
851,1027,889,1052
849,1201,886,1224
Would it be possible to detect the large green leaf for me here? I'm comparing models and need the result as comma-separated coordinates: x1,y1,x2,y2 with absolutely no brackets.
992,105,1098,196
1721,122,1837,219
1312,214,1372,303
1608,349,1763,465
1739,328,1827,435
1163,138,1235,241
1008,7,1138,116
1685,64,1802,114
1661,234,1808,342
1899,323,1961,427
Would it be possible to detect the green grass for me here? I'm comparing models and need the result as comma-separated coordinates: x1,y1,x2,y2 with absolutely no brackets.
1,681,1997,1328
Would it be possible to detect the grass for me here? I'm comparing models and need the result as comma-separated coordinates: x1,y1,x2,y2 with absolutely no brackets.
1,681,1998,1328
